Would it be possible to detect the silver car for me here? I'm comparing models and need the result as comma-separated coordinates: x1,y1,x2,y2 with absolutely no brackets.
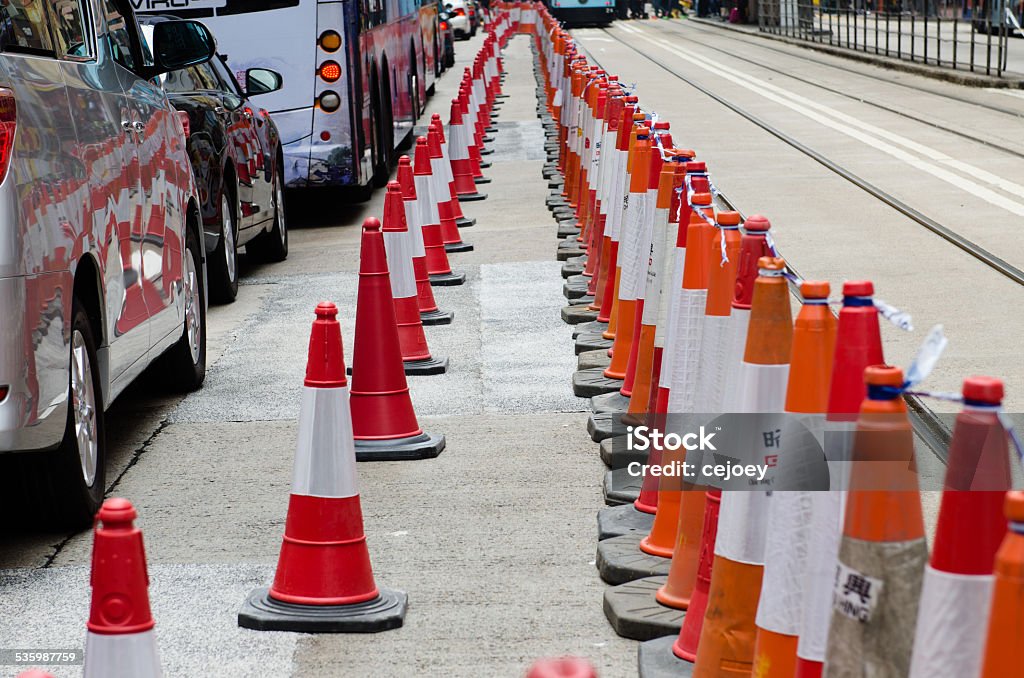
0,0,218,527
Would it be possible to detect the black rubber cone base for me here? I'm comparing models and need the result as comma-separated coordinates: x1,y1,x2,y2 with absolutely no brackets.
574,320,609,337
564,278,589,300
601,435,647,467
444,241,474,253
575,331,613,355
355,431,445,461
638,635,695,678
591,391,630,414
596,533,671,585
549,178,564,190
473,176,491,185
482,135,495,143
578,349,611,371
457,192,487,202
485,126,498,134
420,308,454,325
456,216,476,228
562,259,585,278
553,207,575,220
605,576,685,640
557,236,582,250
480,148,494,156
403,355,449,376
557,222,581,239
588,411,623,442
429,271,466,286
604,467,642,505
569,295,595,306
598,503,656,540
573,367,622,398
557,246,586,262
562,305,598,325
238,587,407,633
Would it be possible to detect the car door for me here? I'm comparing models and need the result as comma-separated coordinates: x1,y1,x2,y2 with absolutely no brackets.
102,0,181,344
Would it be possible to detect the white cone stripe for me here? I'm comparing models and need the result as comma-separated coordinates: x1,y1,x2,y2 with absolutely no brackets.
720,308,752,413
756,490,814,634
796,489,844,663
430,158,447,205
734,363,790,414
291,386,359,499
665,288,706,413
692,314,732,414
84,630,161,678
440,140,455,184
617,192,644,302
656,241,686,352
641,206,670,326
415,173,440,225
609,155,628,241
908,566,994,678
384,230,417,299
450,122,469,161
716,490,770,565
404,199,427,258
598,129,616,213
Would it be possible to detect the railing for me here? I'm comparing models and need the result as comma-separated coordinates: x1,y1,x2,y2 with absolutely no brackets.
757,0,1022,78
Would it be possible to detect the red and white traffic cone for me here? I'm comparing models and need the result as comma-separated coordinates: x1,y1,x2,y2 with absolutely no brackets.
381,181,448,376
349,219,445,461
909,377,1012,678
432,112,475,228
428,122,473,253
83,498,161,678
396,155,453,325
978,490,1024,678
238,303,407,630
415,137,465,286
449,97,486,201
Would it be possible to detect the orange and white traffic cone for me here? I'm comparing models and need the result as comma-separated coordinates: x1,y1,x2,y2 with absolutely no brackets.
823,365,927,676
396,155,453,326
83,498,161,678
380,181,448,375
527,657,597,678
415,137,465,286
978,490,1024,678
349,218,445,460
909,376,1012,678
751,280,836,678
239,303,408,631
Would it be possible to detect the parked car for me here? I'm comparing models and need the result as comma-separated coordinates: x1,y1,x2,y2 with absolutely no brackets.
438,1,456,69
445,0,476,38
140,16,288,304
0,0,217,527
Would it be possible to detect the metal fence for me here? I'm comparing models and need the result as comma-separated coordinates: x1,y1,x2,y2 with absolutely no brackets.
757,0,1023,77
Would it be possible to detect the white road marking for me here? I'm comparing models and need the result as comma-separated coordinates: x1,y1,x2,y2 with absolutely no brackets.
985,87,1024,100
602,24,1024,218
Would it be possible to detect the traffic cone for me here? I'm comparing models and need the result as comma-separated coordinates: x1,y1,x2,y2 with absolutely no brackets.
380,182,448,375
978,490,1024,678
449,97,486,201
396,155,453,325
527,657,597,678
823,365,927,676
908,376,1011,678
83,498,161,678
690,210,741,414
414,137,465,286
238,303,408,630
752,281,836,678
17,672,56,678
431,112,475,228
429,122,472,253
349,218,446,460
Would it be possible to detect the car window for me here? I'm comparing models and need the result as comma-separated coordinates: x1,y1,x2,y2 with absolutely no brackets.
48,0,90,58
163,60,219,93
100,0,138,71
0,0,57,56
210,54,243,97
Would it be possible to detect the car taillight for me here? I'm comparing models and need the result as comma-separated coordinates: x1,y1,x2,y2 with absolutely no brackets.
440,20,449,29
318,60,341,83
175,110,190,139
0,89,16,182
454,7,465,15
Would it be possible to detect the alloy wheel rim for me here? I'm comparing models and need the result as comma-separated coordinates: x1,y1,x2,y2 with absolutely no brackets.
184,248,202,363
275,173,287,247
222,194,236,282
71,329,98,487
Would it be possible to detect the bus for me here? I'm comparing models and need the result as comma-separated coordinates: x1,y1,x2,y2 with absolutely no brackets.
135,0,437,192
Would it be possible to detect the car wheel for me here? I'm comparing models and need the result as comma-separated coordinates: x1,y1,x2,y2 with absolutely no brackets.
160,224,207,392
248,157,289,263
30,301,107,528
208,188,239,304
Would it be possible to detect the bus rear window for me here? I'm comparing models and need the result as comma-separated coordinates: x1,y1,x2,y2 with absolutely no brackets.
133,0,300,18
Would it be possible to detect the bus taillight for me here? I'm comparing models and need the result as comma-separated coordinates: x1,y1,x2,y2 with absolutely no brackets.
318,61,341,83
318,30,341,52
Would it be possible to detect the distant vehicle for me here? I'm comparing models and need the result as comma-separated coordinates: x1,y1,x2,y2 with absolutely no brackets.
419,0,441,87
546,0,616,26
438,3,457,68
446,0,476,38
140,17,289,304
0,0,217,527
136,0,433,194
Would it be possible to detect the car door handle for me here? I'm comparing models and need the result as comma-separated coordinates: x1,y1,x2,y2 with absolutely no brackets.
122,119,133,134
132,121,146,135
214,106,228,116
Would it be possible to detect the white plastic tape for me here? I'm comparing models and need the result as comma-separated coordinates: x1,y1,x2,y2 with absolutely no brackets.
908,566,994,678
756,490,814,635
666,288,707,413
715,490,770,565
796,490,844,664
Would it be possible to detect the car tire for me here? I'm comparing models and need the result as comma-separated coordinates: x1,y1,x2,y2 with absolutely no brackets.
159,223,207,393
23,301,107,529
247,156,289,263
208,188,239,304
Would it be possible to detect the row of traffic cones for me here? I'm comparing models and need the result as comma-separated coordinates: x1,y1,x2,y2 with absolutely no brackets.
28,15,526,678
530,5,1024,678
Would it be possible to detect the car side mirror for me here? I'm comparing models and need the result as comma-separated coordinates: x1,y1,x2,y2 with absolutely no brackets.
146,20,216,79
245,68,283,96
439,11,450,20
